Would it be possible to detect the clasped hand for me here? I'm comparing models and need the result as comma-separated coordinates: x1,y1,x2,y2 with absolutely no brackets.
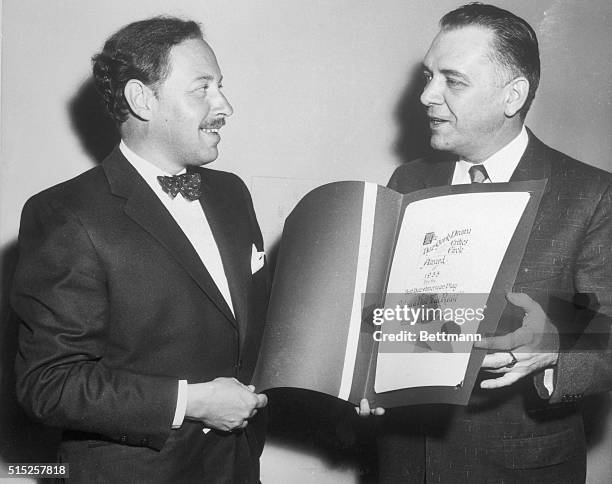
186,377,267,432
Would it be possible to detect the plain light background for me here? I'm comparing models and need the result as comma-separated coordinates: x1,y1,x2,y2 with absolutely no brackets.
1,1,611,482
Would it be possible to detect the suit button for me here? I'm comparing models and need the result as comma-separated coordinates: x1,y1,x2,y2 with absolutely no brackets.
120,435,128,443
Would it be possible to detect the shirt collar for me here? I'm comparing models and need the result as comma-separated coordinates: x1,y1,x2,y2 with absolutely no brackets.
119,140,187,195
455,126,528,183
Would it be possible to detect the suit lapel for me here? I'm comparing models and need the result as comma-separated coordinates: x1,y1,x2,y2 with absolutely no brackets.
509,129,552,190
508,130,555,280
102,148,238,329
198,171,251,348
424,157,456,188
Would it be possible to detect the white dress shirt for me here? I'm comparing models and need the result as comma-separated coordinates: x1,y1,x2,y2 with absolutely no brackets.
451,126,528,184
450,126,554,395
120,141,234,428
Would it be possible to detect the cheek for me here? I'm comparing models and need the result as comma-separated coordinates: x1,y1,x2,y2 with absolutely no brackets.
169,98,207,125
455,93,504,130
185,97,212,120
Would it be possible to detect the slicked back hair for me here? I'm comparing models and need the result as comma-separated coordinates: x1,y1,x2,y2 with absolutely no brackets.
441,3,540,119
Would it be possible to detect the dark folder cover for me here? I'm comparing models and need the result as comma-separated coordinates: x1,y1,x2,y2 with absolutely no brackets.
253,180,546,407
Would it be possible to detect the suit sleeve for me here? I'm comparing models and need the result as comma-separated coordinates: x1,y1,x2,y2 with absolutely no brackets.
543,182,612,403
12,195,177,450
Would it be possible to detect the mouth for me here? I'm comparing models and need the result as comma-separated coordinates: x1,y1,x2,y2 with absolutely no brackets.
200,119,226,136
428,116,449,127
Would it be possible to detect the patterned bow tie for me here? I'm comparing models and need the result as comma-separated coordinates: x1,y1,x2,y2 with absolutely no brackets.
157,172,203,201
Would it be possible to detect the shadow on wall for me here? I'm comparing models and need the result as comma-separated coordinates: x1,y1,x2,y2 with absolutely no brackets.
392,64,434,166
0,242,61,470
0,77,117,472
69,77,120,164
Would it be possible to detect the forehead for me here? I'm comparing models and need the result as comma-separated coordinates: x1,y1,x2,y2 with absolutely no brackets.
166,38,221,82
424,26,496,71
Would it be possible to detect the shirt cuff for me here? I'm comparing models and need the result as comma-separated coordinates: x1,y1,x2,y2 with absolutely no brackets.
172,379,188,429
543,368,555,396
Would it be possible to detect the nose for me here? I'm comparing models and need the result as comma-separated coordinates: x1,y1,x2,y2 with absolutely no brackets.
420,77,443,107
216,90,234,118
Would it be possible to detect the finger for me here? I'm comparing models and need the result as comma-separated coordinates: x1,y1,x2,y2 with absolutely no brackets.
480,370,525,389
474,328,532,350
506,292,541,315
255,393,268,408
357,398,371,417
371,407,386,416
238,420,248,430
246,385,256,392
483,366,515,374
248,408,258,419
481,352,517,369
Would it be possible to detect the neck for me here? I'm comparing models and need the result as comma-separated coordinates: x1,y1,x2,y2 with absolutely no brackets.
462,123,523,164
121,126,184,175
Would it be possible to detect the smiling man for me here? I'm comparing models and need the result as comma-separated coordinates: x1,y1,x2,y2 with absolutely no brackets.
376,3,612,483
12,17,269,483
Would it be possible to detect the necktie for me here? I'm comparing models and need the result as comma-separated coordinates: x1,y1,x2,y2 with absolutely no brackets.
157,173,202,201
468,164,489,183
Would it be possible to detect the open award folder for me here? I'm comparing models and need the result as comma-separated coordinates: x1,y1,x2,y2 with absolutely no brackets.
253,180,546,407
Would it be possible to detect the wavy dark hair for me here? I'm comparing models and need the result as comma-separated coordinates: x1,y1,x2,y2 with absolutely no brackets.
441,3,540,119
92,16,203,124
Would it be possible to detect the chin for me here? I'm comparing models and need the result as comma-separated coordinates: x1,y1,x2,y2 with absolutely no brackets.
196,150,219,166
430,134,460,154
429,136,449,152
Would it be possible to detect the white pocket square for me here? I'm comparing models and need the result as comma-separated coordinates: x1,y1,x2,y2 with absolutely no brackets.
251,244,265,274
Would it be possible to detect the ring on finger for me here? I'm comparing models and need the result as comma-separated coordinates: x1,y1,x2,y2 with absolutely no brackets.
506,350,518,368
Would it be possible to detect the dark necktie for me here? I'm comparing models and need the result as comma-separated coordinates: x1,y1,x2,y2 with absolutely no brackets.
157,172,202,201
468,164,489,183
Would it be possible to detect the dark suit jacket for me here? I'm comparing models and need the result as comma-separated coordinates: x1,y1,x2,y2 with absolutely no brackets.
12,147,270,483
378,130,612,483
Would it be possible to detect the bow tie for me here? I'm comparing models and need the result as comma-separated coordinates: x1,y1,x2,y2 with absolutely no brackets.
157,172,203,201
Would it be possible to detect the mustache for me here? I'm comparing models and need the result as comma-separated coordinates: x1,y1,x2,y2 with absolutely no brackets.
201,118,226,129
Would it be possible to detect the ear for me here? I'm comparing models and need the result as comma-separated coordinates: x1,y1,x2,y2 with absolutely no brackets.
504,77,529,118
124,79,156,121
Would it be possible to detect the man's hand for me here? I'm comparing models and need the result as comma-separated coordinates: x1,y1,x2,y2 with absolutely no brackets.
355,398,385,417
475,292,559,389
186,377,267,432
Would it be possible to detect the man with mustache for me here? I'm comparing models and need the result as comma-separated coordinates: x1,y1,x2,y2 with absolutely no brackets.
12,16,269,483
364,3,612,482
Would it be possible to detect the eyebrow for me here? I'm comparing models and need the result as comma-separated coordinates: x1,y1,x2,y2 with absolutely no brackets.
194,74,215,82
189,75,223,88
439,69,470,81
422,63,469,81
